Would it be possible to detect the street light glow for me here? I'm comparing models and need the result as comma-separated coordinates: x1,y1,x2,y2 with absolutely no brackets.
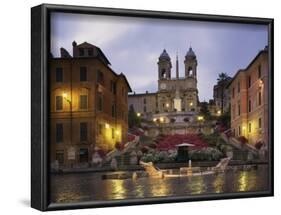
137,112,141,117
160,117,164,123
62,92,67,98
198,116,204,121
105,123,110,129
259,79,264,88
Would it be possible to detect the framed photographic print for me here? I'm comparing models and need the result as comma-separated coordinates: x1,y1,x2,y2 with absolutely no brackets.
31,4,274,211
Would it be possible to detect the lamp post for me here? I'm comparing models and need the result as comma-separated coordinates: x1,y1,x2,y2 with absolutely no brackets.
65,60,74,168
153,117,164,135
63,92,71,104
159,117,165,134
197,115,204,133
242,126,246,137
63,92,73,167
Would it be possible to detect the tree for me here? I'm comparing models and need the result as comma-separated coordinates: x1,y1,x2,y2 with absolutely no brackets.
128,104,141,128
217,73,230,113
217,106,231,129
199,101,211,120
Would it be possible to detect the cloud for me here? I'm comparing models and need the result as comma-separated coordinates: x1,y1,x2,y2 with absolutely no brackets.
51,13,267,101
51,13,140,57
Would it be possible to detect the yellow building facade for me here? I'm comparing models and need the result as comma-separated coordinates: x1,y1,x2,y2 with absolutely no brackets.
228,46,269,146
50,41,131,167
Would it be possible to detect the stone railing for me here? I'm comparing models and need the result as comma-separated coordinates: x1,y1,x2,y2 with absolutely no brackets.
104,134,140,164
220,132,258,155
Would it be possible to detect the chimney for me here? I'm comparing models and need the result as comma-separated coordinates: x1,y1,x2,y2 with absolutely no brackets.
72,40,77,57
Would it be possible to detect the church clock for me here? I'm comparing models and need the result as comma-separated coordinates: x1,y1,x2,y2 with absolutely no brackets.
160,83,167,90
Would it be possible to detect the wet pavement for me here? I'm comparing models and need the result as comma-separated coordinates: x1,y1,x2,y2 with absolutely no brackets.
50,164,269,203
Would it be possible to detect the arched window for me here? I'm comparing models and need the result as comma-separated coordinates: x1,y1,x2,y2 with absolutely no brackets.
188,67,193,76
161,69,166,78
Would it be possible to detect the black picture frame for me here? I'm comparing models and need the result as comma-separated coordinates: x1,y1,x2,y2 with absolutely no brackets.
31,4,274,211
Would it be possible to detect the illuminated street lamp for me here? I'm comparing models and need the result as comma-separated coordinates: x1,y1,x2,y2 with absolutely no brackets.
137,112,141,117
259,79,263,87
105,123,110,129
189,102,193,106
217,110,221,116
153,118,157,122
63,92,73,167
242,125,246,136
197,115,204,133
159,116,165,135
166,103,169,108
62,92,71,104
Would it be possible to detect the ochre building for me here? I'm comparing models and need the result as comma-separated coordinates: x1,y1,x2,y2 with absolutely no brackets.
50,41,131,167
228,46,269,146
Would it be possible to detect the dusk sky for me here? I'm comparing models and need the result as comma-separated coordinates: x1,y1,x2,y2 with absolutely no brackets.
51,12,268,101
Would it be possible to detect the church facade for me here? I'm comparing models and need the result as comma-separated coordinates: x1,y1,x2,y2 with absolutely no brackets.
128,47,199,124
